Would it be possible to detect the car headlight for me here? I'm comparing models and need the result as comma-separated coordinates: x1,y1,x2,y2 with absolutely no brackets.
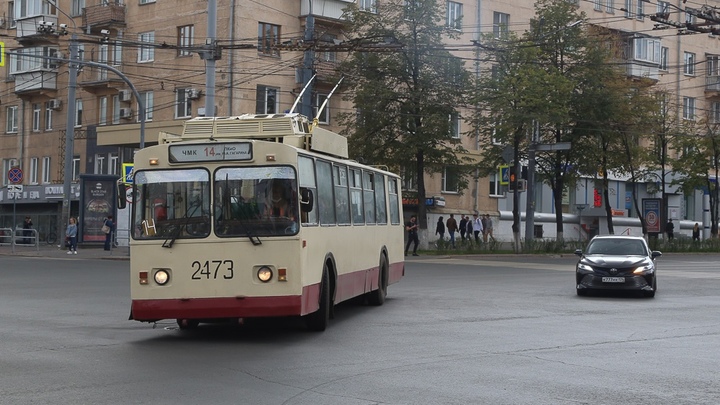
577,263,594,272
154,269,170,285
633,264,654,274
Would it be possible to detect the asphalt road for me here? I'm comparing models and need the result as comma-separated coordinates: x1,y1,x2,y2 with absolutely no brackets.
1,254,719,404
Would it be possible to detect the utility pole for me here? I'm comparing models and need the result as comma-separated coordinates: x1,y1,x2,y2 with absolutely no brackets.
301,0,315,118
202,0,220,117
62,33,78,238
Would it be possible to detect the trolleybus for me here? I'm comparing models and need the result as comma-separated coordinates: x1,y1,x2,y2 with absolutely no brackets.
123,114,405,331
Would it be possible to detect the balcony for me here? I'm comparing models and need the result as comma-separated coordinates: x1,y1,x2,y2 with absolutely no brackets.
14,70,57,94
82,4,126,33
15,15,58,42
626,62,659,81
78,65,124,93
300,0,350,20
706,76,720,95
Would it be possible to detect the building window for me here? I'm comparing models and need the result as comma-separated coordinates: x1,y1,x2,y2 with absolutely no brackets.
447,1,462,30
255,85,279,114
112,36,123,65
319,34,337,62
95,154,105,174
71,0,84,17
8,46,58,73
686,8,697,24
75,99,83,127
684,52,696,75
176,88,192,118
624,0,633,18
712,102,720,124
178,25,194,57
359,0,376,13
635,0,643,20
594,0,601,11
634,37,660,64
42,156,51,183
489,172,502,197
109,153,118,175
6,106,18,133
257,22,280,56
99,96,107,126
32,103,41,131
138,91,154,122
112,95,120,124
138,31,155,62
8,1,16,28
314,93,329,124
44,102,53,130
30,157,38,184
401,166,416,191
683,96,695,120
139,0,156,4
660,47,669,71
449,113,460,138
708,55,720,76
442,167,460,193
72,156,80,181
493,12,509,39
657,1,669,14
606,0,614,13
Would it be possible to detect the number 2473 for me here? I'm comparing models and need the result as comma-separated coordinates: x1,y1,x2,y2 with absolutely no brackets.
191,260,234,279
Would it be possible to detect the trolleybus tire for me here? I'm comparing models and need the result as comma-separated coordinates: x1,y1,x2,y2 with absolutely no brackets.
367,254,388,306
305,266,330,332
177,319,200,330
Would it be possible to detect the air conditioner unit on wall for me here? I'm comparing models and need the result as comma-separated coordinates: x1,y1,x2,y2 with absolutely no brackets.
48,99,62,110
119,90,132,102
119,108,132,119
187,88,201,100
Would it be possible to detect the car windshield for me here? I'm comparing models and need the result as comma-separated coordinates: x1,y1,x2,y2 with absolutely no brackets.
586,239,647,256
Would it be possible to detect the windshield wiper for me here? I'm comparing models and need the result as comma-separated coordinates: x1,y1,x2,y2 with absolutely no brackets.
162,200,203,249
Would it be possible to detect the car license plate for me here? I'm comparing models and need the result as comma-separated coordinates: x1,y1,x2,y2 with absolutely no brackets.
602,277,625,283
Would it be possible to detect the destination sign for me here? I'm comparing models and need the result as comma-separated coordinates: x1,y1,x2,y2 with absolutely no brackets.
169,143,253,163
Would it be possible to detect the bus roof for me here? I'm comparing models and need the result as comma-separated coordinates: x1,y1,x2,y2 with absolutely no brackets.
159,114,349,159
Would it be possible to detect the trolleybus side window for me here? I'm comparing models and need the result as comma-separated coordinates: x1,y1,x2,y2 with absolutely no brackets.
298,156,318,225
316,160,335,225
349,168,364,225
333,164,351,225
374,173,387,225
213,166,298,237
363,171,376,224
133,169,211,240
389,178,401,225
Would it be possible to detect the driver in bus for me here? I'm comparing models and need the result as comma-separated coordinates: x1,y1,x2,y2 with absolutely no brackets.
266,180,292,218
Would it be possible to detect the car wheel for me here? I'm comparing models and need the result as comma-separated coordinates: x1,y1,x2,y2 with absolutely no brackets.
577,289,588,297
644,278,657,298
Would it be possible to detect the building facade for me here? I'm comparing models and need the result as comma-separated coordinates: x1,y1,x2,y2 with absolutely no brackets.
0,0,715,243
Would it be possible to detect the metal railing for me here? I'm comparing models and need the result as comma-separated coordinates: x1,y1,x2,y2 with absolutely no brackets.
0,228,40,252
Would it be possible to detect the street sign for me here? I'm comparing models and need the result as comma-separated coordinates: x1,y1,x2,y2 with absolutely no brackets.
7,167,23,184
122,163,134,184
7,184,23,193
499,165,509,185
0,41,5,67
501,145,514,163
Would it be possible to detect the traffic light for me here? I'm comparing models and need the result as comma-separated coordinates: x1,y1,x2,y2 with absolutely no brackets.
508,172,517,191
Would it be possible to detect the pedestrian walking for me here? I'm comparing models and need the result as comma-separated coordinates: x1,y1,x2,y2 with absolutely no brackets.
404,215,419,256
435,217,445,242
481,214,488,242
103,215,115,251
692,223,700,241
459,215,467,241
665,219,674,240
446,214,458,248
23,216,33,244
472,213,484,243
66,217,78,254
485,214,495,242
465,216,473,243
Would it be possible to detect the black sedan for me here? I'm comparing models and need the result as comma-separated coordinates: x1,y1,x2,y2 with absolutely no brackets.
575,235,661,298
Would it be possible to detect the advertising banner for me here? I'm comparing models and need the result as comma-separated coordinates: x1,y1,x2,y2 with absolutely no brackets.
79,175,119,243
642,198,662,233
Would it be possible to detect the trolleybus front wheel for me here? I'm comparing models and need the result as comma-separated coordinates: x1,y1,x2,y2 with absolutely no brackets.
367,254,388,306
177,319,200,330
305,265,330,332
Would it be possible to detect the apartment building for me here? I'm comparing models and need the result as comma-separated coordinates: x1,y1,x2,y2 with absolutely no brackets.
0,0,716,241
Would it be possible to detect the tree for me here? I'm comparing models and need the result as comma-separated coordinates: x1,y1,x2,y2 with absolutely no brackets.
337,0,473,232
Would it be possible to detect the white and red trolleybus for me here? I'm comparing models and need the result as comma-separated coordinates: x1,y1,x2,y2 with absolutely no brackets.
124,114,405,331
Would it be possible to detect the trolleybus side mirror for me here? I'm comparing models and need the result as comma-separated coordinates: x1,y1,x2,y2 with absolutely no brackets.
117,183,127,210
300,187,314,212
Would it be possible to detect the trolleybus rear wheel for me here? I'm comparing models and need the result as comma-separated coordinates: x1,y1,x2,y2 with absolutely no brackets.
177,319,200,330
367,254,388,306
305,265,330,332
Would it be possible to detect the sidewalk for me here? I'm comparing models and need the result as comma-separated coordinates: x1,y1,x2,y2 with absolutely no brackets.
0,242,129,260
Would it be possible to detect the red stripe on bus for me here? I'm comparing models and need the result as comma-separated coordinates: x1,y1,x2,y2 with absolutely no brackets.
131,260,404,321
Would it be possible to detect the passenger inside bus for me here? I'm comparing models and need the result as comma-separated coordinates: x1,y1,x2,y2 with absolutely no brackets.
266,180,293,218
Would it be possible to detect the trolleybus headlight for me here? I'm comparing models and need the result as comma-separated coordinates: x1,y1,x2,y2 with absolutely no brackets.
154,269,170,285
257,266,273,283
